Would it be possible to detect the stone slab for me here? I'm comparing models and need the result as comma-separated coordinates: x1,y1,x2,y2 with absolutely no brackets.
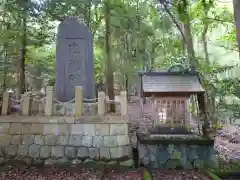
138,142,218,169
56,16,95,102
110,124,128,135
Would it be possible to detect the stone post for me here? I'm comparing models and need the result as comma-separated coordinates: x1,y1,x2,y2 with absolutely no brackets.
1,91,11,115
15,88,20,100
185,98,190,129
120,91,127,116
22,92,32,115
20,93,25,112
75,86,83,117
38,92,45,114
44,86,54,116
98,91,106,115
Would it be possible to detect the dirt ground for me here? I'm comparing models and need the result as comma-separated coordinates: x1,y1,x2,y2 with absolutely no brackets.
0,166,212,180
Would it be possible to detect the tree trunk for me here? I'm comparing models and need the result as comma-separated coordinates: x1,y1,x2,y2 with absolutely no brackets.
233,0,240,53
150,45,155,70
181,23,186,55
19,0,28,95
159,0,196,69
125,74,130,101
87,0,92,27
3,23,10,91
202,22,216,127
183,19,196,71
83,0,91,27
104,0,115,112
3,47,7,91
202,27,209,62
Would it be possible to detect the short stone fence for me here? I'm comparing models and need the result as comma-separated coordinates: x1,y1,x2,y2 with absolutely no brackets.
0,116,132,166
0,86,127,116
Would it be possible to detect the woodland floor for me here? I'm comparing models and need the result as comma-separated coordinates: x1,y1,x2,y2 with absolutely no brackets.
0,165,212,180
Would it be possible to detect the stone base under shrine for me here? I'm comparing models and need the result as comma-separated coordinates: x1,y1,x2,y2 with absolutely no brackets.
137,132,218,169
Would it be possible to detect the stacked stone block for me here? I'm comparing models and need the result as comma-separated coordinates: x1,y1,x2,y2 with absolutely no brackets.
0,118,132,166
138,142,218,169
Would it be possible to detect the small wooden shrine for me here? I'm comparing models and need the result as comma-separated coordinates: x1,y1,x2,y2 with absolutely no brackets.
139,66,206,127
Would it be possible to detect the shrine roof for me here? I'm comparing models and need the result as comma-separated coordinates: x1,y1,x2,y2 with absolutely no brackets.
140,71,205,93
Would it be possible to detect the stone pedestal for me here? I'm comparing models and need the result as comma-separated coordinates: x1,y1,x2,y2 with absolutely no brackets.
137,132,218,169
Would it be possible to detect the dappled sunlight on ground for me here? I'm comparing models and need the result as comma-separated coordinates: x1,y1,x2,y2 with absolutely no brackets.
215,124,240,160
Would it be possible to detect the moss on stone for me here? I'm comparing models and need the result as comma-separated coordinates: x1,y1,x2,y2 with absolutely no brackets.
193,159,204,169
167,144,175,154
171,149,181,159
137,132,214,145
165,159,181,169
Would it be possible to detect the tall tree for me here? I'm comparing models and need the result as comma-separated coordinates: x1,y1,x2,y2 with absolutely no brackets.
104,0,115,112
233,0,240,54
18,0,28,94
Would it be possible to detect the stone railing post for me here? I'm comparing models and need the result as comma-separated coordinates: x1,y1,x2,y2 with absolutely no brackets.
75,86,83,117
19,93,24,112
120,91,127,116
98,91,106,115
44,86,54,116
22,92,32,115
1,91,11,115
20,93,25,112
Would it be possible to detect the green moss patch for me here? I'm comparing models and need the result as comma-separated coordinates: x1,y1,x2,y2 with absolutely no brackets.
208,157,240,179
204,170,222,180
137,132,214,145
143,169,152,180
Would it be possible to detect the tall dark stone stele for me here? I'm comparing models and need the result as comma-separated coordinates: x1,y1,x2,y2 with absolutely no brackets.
56,16,95,102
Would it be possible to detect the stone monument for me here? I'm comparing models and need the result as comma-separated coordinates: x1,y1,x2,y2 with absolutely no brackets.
56,16,96,102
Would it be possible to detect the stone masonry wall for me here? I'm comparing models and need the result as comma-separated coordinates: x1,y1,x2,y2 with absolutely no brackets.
0,116,132,166
138,142,218,169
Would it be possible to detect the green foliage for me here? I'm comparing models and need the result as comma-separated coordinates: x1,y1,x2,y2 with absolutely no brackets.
0,0,239,120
